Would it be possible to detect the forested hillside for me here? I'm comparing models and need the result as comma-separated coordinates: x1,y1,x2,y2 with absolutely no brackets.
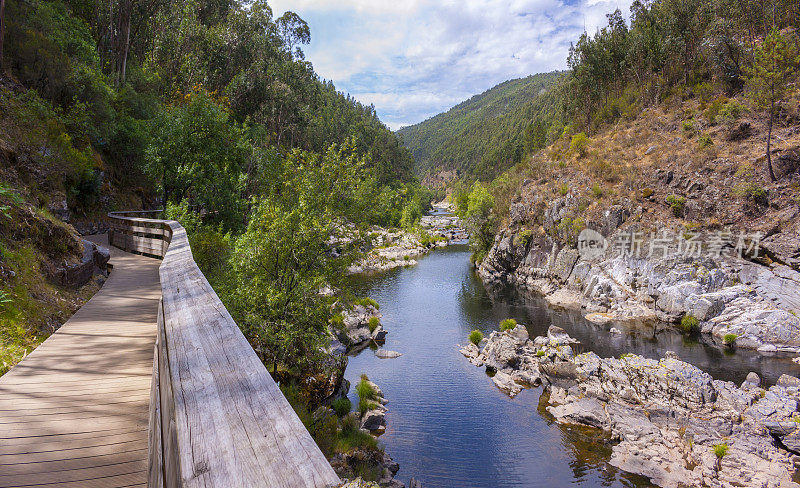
397,71,564,182
0,0,431,383
449,0,800,266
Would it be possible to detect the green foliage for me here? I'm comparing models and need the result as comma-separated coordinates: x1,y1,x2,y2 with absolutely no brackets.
536,350,546,357
146,89,248,232
469,330,484,346
698,133,714,148
500,318,518,331
723,333,738,346
733,164,768,205
355,298,380,310
464,182,496,263
397,72,565,180
745,28,800,180
356,375,379,415
666,194,686,217
569,132,590,157
368,317,380,333
591,183,604,199
680,314,700,333
713,443,729,459
558,183,570,196
331,397,352,418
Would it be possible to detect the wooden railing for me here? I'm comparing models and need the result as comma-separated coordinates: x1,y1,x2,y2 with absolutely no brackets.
108,212,340,488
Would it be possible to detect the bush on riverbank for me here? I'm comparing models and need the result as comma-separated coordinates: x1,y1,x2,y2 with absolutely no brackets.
500,318,518,331
469,330,484,345
680,314,700,334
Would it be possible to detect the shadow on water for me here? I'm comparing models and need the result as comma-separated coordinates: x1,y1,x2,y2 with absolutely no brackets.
344,244,799,488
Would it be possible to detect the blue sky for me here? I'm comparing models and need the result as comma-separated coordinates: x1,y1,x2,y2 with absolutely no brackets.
269,0,633,130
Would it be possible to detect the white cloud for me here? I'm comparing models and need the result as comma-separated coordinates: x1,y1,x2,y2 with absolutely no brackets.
269,0,633,128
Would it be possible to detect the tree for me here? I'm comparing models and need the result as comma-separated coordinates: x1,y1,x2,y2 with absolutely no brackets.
145,88,248,231
464,182,496,263
228,143,369,378
276,11,310,60
0,0,5,71
745,28,799,181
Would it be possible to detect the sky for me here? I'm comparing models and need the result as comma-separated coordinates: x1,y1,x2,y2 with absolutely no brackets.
269,0,633,130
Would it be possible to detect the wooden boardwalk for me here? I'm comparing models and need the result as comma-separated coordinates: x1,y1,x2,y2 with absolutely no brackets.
0,235,160,488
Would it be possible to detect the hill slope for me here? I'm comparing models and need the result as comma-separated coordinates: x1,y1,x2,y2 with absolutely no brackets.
397,71,565,182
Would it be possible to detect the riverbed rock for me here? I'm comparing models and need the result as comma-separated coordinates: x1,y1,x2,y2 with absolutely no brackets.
465,326,800,488
361,409,386,432
375,349,402,359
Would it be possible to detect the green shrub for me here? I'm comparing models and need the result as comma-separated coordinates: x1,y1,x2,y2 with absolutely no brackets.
500,318,518,331
723,333,738,346
680,314,700,333
331,397,352,417
591,183,603,199
330,313,344,329
666,194,686,217
569,132,590,157
469,330,484,345
354,297,379,310
403,255,410,261
518,228,533,247
698,133,714,148
718,100,745,122
536,350,545,357
682,119,695,134
336,414,378,453
620,353,634,359
559,183,569,196
641,187,654,199
368,316,380,333
356,375,380,415
713,443,729,459
704,96,729,124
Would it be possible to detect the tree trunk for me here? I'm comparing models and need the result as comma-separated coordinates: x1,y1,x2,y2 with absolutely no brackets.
0,0,6,72
120,4,131,85
767,108,776,181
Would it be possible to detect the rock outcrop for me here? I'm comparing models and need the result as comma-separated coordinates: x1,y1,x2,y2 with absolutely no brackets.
477,195,800,353
463,326,800,488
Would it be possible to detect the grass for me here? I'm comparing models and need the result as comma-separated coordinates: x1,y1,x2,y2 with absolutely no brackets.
713,442,729,459
723,333,738,346
330,397,352,417
591,183,603,199
354,297,380,310
356,374,379,415
500,318,517,331
680,314,700,334
367,316,380,333
536,350,545,357
469,330,483,345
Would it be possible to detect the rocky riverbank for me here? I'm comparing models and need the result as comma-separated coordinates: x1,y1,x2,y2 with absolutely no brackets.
348,204,469,274
478,193,800,354
462,324,800,488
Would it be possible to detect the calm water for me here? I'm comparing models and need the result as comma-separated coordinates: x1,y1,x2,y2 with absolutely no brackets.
345,244,800,488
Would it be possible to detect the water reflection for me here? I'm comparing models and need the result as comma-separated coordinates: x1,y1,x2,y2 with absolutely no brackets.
344,244,797,487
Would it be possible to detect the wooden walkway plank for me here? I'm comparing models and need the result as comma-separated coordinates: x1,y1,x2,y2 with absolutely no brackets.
0,235,159,488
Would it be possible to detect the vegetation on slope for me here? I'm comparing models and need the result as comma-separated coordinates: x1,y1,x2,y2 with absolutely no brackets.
444,0,800,261
0,0,433,403
397,72,564,182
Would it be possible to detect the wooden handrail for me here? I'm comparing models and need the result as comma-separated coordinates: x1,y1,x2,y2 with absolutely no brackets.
108,212,340,488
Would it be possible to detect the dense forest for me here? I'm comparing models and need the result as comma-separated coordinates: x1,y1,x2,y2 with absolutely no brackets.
0,0,434,417
398,72,564,182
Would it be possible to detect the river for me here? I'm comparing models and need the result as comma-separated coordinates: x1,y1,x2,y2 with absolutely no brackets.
344,242,800,488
